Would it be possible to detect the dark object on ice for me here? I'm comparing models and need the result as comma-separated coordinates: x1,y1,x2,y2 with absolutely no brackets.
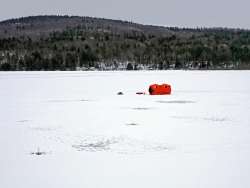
31,151,46,155
117,92,124,95
31,148,46,155
149,84,171,95
136,92,146,95
126,123,139,126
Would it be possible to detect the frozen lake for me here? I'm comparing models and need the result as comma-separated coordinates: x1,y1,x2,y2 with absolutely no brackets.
1,70,250,188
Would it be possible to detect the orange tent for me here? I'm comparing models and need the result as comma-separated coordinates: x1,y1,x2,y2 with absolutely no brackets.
149,84,171,95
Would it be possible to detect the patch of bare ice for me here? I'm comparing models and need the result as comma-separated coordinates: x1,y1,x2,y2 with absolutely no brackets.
72,135,172,154
156,100,196,104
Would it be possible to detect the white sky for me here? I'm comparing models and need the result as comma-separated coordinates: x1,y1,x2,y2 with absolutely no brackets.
0,0,249,29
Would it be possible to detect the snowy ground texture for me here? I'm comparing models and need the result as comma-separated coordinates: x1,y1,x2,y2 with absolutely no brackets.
1,70,250,188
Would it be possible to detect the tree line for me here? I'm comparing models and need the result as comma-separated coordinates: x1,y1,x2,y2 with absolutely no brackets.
1,16,250,70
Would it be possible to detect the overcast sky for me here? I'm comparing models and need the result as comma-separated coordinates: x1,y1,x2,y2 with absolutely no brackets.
0,0,249,29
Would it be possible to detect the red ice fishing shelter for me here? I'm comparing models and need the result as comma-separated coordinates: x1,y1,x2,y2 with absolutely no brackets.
149,84,171,95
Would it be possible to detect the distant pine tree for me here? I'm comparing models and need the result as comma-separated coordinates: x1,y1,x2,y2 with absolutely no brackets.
126,63,134,70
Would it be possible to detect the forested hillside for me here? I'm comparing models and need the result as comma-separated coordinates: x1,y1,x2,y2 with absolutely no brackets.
1,15,250,71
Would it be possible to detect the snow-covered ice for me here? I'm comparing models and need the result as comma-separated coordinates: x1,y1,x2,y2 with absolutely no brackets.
1,70,250,188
